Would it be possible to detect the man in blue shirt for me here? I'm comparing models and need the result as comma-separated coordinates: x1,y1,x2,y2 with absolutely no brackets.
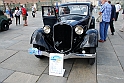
98,0,112,42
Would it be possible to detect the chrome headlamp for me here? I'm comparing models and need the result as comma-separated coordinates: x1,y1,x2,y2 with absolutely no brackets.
75,25,84,35
43,25,50,34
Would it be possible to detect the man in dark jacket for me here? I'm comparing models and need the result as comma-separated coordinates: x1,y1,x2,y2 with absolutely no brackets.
108,1,116,35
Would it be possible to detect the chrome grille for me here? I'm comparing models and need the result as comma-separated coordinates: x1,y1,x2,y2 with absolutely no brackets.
53,24,73,53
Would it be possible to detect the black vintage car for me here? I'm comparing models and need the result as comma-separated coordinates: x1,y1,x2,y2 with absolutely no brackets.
30,2,98,65
0,10,12,31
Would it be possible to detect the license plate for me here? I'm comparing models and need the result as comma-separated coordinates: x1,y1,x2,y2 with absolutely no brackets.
28,48,42,55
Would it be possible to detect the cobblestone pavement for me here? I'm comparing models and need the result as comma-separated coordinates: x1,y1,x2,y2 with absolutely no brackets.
0,11,124,83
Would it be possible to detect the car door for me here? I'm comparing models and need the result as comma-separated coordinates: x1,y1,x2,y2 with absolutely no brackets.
41,6,57,28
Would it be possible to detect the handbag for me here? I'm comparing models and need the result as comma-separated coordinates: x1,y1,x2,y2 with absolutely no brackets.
96,14,102,22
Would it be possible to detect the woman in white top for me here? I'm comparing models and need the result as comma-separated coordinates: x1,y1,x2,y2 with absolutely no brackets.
115,2,121,21
14,7,21,25
31,5,36,18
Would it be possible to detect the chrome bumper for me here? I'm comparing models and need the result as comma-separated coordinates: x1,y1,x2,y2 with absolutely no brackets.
41,51,96,59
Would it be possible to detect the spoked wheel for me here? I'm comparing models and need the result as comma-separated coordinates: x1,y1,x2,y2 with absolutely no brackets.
88,47,96,65
1,21,9,31
33,44,45,59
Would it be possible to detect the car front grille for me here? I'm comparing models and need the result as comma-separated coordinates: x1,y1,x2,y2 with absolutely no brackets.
53,24,73,53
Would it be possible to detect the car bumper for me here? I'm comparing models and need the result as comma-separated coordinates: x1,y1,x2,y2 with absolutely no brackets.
41,51,96,59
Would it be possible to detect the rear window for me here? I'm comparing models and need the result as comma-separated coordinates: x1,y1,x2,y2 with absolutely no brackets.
42,7,55,16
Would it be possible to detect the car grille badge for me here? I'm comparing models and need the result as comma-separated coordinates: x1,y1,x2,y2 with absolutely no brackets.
55,41,62,47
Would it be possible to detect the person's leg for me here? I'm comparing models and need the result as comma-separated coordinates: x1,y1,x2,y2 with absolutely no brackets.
115,12,119,21
16,17,17,25
32,11,34,17
104,22,109,41
120,23,124,32
99,21,105,41
33,11,35,17
18,16,20,24
109,20,115,35
24,16,28,26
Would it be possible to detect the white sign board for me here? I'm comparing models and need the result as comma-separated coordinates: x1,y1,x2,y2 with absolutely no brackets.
49,53,65,76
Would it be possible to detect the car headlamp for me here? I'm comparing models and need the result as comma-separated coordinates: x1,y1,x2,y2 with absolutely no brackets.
75,25,84,35
43,25,50,34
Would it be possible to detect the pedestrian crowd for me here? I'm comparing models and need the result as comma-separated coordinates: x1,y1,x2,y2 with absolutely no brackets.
4,4,37,26
97,0,124,43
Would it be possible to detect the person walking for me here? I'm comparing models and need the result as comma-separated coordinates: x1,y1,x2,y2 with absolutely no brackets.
5,7,11,18
108,1,116,35
14,7,21,25
119,7,124,32
122,7,124,19
98,0,112,43
31,5,36,18
115,2,121,21
20,5,28,26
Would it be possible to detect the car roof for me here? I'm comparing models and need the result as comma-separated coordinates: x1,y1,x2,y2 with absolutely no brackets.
59,2,92,6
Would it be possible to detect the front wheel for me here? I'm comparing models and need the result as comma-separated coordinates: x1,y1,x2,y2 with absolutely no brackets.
1,21,9,31
35,55,45,59
88,58,95,65
89,47,96,54
88,47,96,65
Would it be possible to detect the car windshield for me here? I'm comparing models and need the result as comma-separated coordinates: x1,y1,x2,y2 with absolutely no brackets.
59,5,88,16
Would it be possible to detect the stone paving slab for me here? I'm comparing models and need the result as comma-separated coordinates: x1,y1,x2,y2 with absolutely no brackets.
97,51,120,66
0,49,18,63
67,59,96,83
97,65,124,77
0,51,48,76
36,74,67,83
0,32,22,40
97,74,124,83
108,35,124,45
112,45,124,57
0,68,14,82
3,72,39,83
7,40,32,51
0,40,20,49
12,34,31,41
118,56,124,71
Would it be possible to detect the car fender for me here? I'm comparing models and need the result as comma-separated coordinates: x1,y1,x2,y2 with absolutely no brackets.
80,29,98,48
30,28,49,49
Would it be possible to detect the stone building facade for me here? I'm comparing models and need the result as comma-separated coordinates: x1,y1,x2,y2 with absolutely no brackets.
1,0,124,6
0,0,124,11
